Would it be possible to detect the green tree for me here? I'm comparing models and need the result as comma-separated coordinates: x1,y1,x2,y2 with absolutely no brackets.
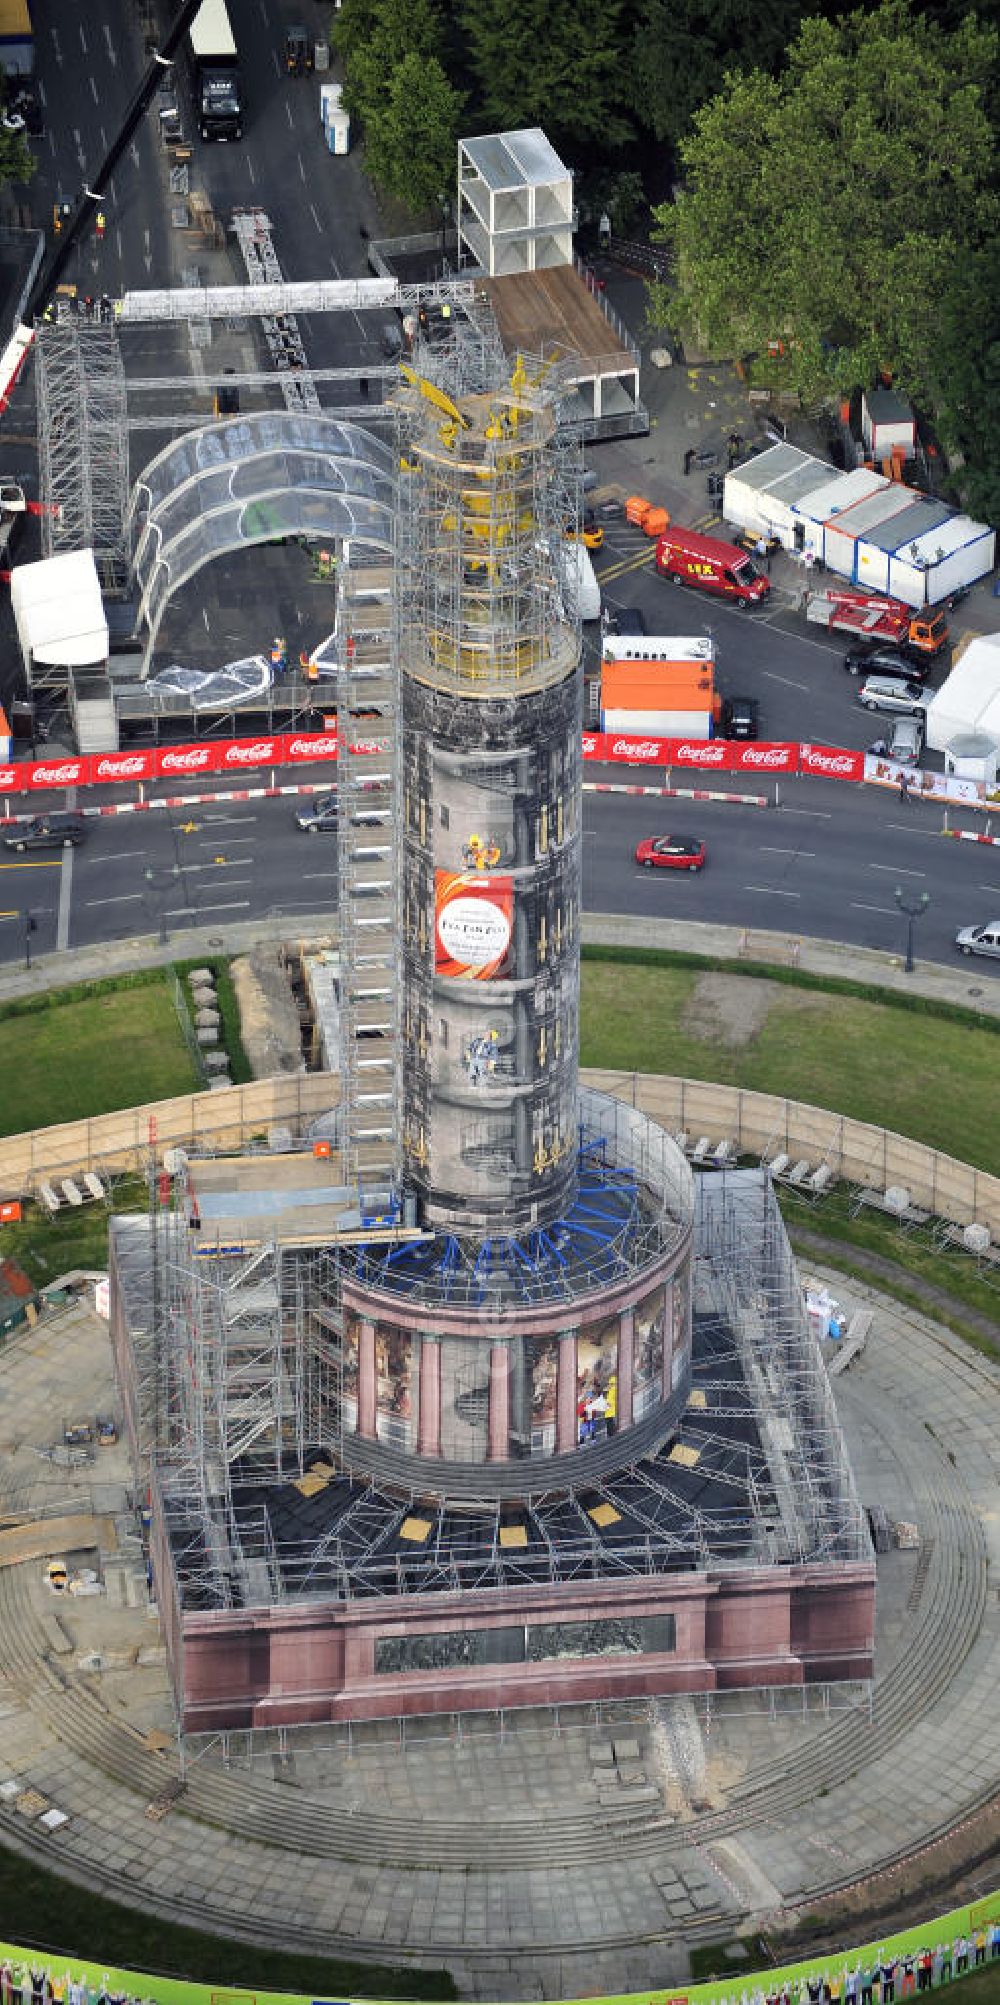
628,0,804,151
650,0,998,405
364,52,466,213
333,0,451,131
458,0,630,151
0,68,35,190
929,245,1000,522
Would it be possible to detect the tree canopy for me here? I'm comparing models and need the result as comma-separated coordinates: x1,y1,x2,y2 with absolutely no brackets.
457,0,630,151
363,52,466,213
928,243,1000,522
627,0,804,150
650,0,998,405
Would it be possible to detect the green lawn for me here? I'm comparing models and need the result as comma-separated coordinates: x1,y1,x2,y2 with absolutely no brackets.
580,959,1000,1177
0,977,200,1139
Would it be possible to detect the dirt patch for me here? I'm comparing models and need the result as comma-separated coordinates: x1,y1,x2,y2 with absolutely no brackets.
231,951,304,1078
690,972,828,1048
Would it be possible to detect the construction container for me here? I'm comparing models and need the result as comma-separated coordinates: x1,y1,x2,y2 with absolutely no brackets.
642,506,670,537
625,496,652,528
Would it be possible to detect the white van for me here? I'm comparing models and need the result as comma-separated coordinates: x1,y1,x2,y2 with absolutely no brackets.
955,920,1000,960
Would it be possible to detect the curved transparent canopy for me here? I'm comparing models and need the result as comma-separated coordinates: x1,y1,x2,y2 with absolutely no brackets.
129,414,396,671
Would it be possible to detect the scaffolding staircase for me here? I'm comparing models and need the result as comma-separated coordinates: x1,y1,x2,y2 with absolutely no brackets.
336,578,402,1214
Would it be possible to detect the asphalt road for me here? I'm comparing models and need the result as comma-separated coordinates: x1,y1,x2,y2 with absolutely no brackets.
590,514,954,759
0,772,998,976
2,0,997,980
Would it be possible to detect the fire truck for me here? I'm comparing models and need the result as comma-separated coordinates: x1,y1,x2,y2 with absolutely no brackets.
803,585,948,658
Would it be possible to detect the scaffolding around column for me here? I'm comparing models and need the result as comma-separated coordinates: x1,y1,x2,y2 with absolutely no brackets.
35,322,129,577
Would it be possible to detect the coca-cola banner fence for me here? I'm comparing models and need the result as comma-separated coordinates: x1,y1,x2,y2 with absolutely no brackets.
0,732,869,796
582,733,802,773
798,743,866,783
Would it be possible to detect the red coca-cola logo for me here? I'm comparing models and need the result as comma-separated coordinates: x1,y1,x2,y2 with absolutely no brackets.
160,746,212,773
286,735,339,760
94,754,150,780
739,745,794,768
612,737,662,759
581,735,598,756
674,741,726,764
30,760,85,786
0,766,19,789
801,747,856,775
222,741,278,765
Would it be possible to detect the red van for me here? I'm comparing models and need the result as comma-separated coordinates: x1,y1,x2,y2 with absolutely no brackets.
655,526,770,606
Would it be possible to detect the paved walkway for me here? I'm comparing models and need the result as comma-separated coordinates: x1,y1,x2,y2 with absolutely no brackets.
0,1271,996,1998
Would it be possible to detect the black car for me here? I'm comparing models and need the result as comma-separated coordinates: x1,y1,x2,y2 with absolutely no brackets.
843,642,930,682
4,813,86,851
721,695,759,740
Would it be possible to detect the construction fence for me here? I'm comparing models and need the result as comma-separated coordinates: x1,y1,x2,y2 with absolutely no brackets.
0,1070,997,1240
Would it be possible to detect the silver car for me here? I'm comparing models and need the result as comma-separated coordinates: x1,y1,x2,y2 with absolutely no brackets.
955,919,1000,960
857,674,926,717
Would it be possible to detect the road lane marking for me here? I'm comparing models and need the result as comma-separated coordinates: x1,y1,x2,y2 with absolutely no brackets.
759,846,815,857
90,849,148,862
742,885,801,897
56,846,74,951
103,22,116,64
851,903,897,914
85,893,145,907
302,871,339,880
310,203,323,233
870,863,926,877
246,153,256,184
79,21,87,51
166,901,251,917
775,808,831,819
762,671,808,690
0,859,62,870
285,99,293,125
595,549,655,584
202,813,258,824
298,152,307,182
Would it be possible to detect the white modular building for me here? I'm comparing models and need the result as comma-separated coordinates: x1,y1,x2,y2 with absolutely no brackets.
886,513,996,608
725,443,996,605
722,444,832,544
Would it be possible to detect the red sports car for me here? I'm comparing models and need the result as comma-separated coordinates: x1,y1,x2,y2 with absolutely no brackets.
635,834,706,872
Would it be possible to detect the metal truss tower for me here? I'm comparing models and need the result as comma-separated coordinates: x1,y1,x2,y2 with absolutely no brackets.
35,323,129,574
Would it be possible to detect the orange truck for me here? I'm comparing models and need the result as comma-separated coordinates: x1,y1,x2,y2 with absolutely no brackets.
600,635,721,739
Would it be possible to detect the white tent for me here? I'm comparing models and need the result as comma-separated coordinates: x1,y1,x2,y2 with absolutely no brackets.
924,635,1000,752
11,550,108,673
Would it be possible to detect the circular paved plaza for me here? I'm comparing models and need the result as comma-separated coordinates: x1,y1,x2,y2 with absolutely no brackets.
0,1261,996,2001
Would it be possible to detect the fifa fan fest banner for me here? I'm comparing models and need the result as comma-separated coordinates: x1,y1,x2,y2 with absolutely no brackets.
434,871,514,980
0,1893,996,2005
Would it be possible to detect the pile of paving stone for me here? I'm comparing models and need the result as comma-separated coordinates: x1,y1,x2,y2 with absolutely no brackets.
186,966,230,1090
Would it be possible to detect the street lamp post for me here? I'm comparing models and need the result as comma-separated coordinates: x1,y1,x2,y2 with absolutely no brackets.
438,193,451,276
22,908,37,969
894,886,930,974
144,865,182,946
